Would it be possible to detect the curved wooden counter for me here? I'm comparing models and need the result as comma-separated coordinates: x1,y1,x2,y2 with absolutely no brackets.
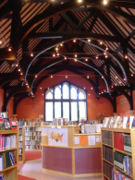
41,125,102,177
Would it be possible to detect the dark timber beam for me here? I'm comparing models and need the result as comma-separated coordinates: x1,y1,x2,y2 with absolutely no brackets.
30,32,120,42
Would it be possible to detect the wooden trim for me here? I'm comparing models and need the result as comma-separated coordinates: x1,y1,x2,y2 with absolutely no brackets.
41,144,101,149
72,149,75,175
74,133,101,136
102,127,131,133
0,165,17,173
42,168,102,177
114,148,131,157
0,130,17,134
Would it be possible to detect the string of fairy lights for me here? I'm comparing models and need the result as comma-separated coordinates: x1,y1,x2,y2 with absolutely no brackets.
27,38,129,98
0,0,132,98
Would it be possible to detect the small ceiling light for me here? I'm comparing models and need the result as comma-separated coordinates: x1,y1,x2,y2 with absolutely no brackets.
15,64,19,67
18,68,21,72
30,52,34,57
60,43,63,47
123,78,126,81
105,55,108,59
65,75,68,79
91,87,93,90
35,74,38,78
74,58,78,62
96,56,99,59
131,74,134,77
102,0,109,6
87,38,91,42
52,53,56,57
8,47,12,52
74,53,78,58
20,72,23,76
50,75,53,78
77,0,83,4
64,56,67,60
124,54,128,59
101,76,104,79
86,75,90,79
85,58,88,62
99,41,103,45
57,53,60,56
105,47,109,51
73,39,77,43
115,76,118,79
55,47,59,52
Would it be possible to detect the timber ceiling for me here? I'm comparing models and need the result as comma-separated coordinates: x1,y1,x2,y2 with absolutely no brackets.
0,0,135,111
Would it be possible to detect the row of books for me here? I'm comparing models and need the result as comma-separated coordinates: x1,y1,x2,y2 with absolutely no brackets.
25,140,40,146
114,170,131,180
114,151,132,176
103,116,135,129
0,151,16,170
103,161,113,179
103,145,113,162
102,130,113,146
0,135,16,151
81,124,103,134
114,133,131,153
25,145,41,149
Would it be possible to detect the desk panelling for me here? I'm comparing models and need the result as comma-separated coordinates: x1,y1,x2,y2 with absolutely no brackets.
75,148,101,174
43,147,72,173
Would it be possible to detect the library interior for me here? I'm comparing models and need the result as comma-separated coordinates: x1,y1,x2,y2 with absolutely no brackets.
0,0,135,180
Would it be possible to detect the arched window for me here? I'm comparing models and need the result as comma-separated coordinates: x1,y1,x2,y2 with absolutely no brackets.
45,81,87,122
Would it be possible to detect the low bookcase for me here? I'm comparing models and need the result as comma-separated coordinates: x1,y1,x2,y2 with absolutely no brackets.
0,130,18,180
101,128,135,180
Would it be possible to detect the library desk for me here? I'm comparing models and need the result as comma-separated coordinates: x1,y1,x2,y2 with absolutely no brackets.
41,125,102,177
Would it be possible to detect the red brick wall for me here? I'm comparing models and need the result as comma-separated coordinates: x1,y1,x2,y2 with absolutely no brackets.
16,70,113,120
116,95,130,116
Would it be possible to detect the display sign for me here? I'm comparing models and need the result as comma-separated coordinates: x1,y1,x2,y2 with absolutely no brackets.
47,127,68,147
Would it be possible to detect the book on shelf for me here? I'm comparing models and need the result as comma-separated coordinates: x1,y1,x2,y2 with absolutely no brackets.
114,151,132,175
103,115,135,129
0,151,16,170
114,132,131,153
0,135,16,151
114,170,131,180
103,161,113,179
124,134,131,153
103,145,113,162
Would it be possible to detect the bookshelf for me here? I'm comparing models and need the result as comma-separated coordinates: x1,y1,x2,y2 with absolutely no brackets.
0,130,18,180
18,127,25,163
25,125,41,150
101,127,135,180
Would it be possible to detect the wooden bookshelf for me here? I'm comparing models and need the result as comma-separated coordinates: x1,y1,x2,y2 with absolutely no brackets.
101,127,135,180
25,125,41,150
0,130,18,180
18,127,25,163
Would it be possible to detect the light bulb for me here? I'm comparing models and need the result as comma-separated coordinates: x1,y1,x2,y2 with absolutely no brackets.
102,0,109,6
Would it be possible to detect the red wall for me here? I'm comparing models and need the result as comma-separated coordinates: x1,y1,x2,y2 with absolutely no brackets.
16,70,113,120
116,95,130,116
7,97,14,118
